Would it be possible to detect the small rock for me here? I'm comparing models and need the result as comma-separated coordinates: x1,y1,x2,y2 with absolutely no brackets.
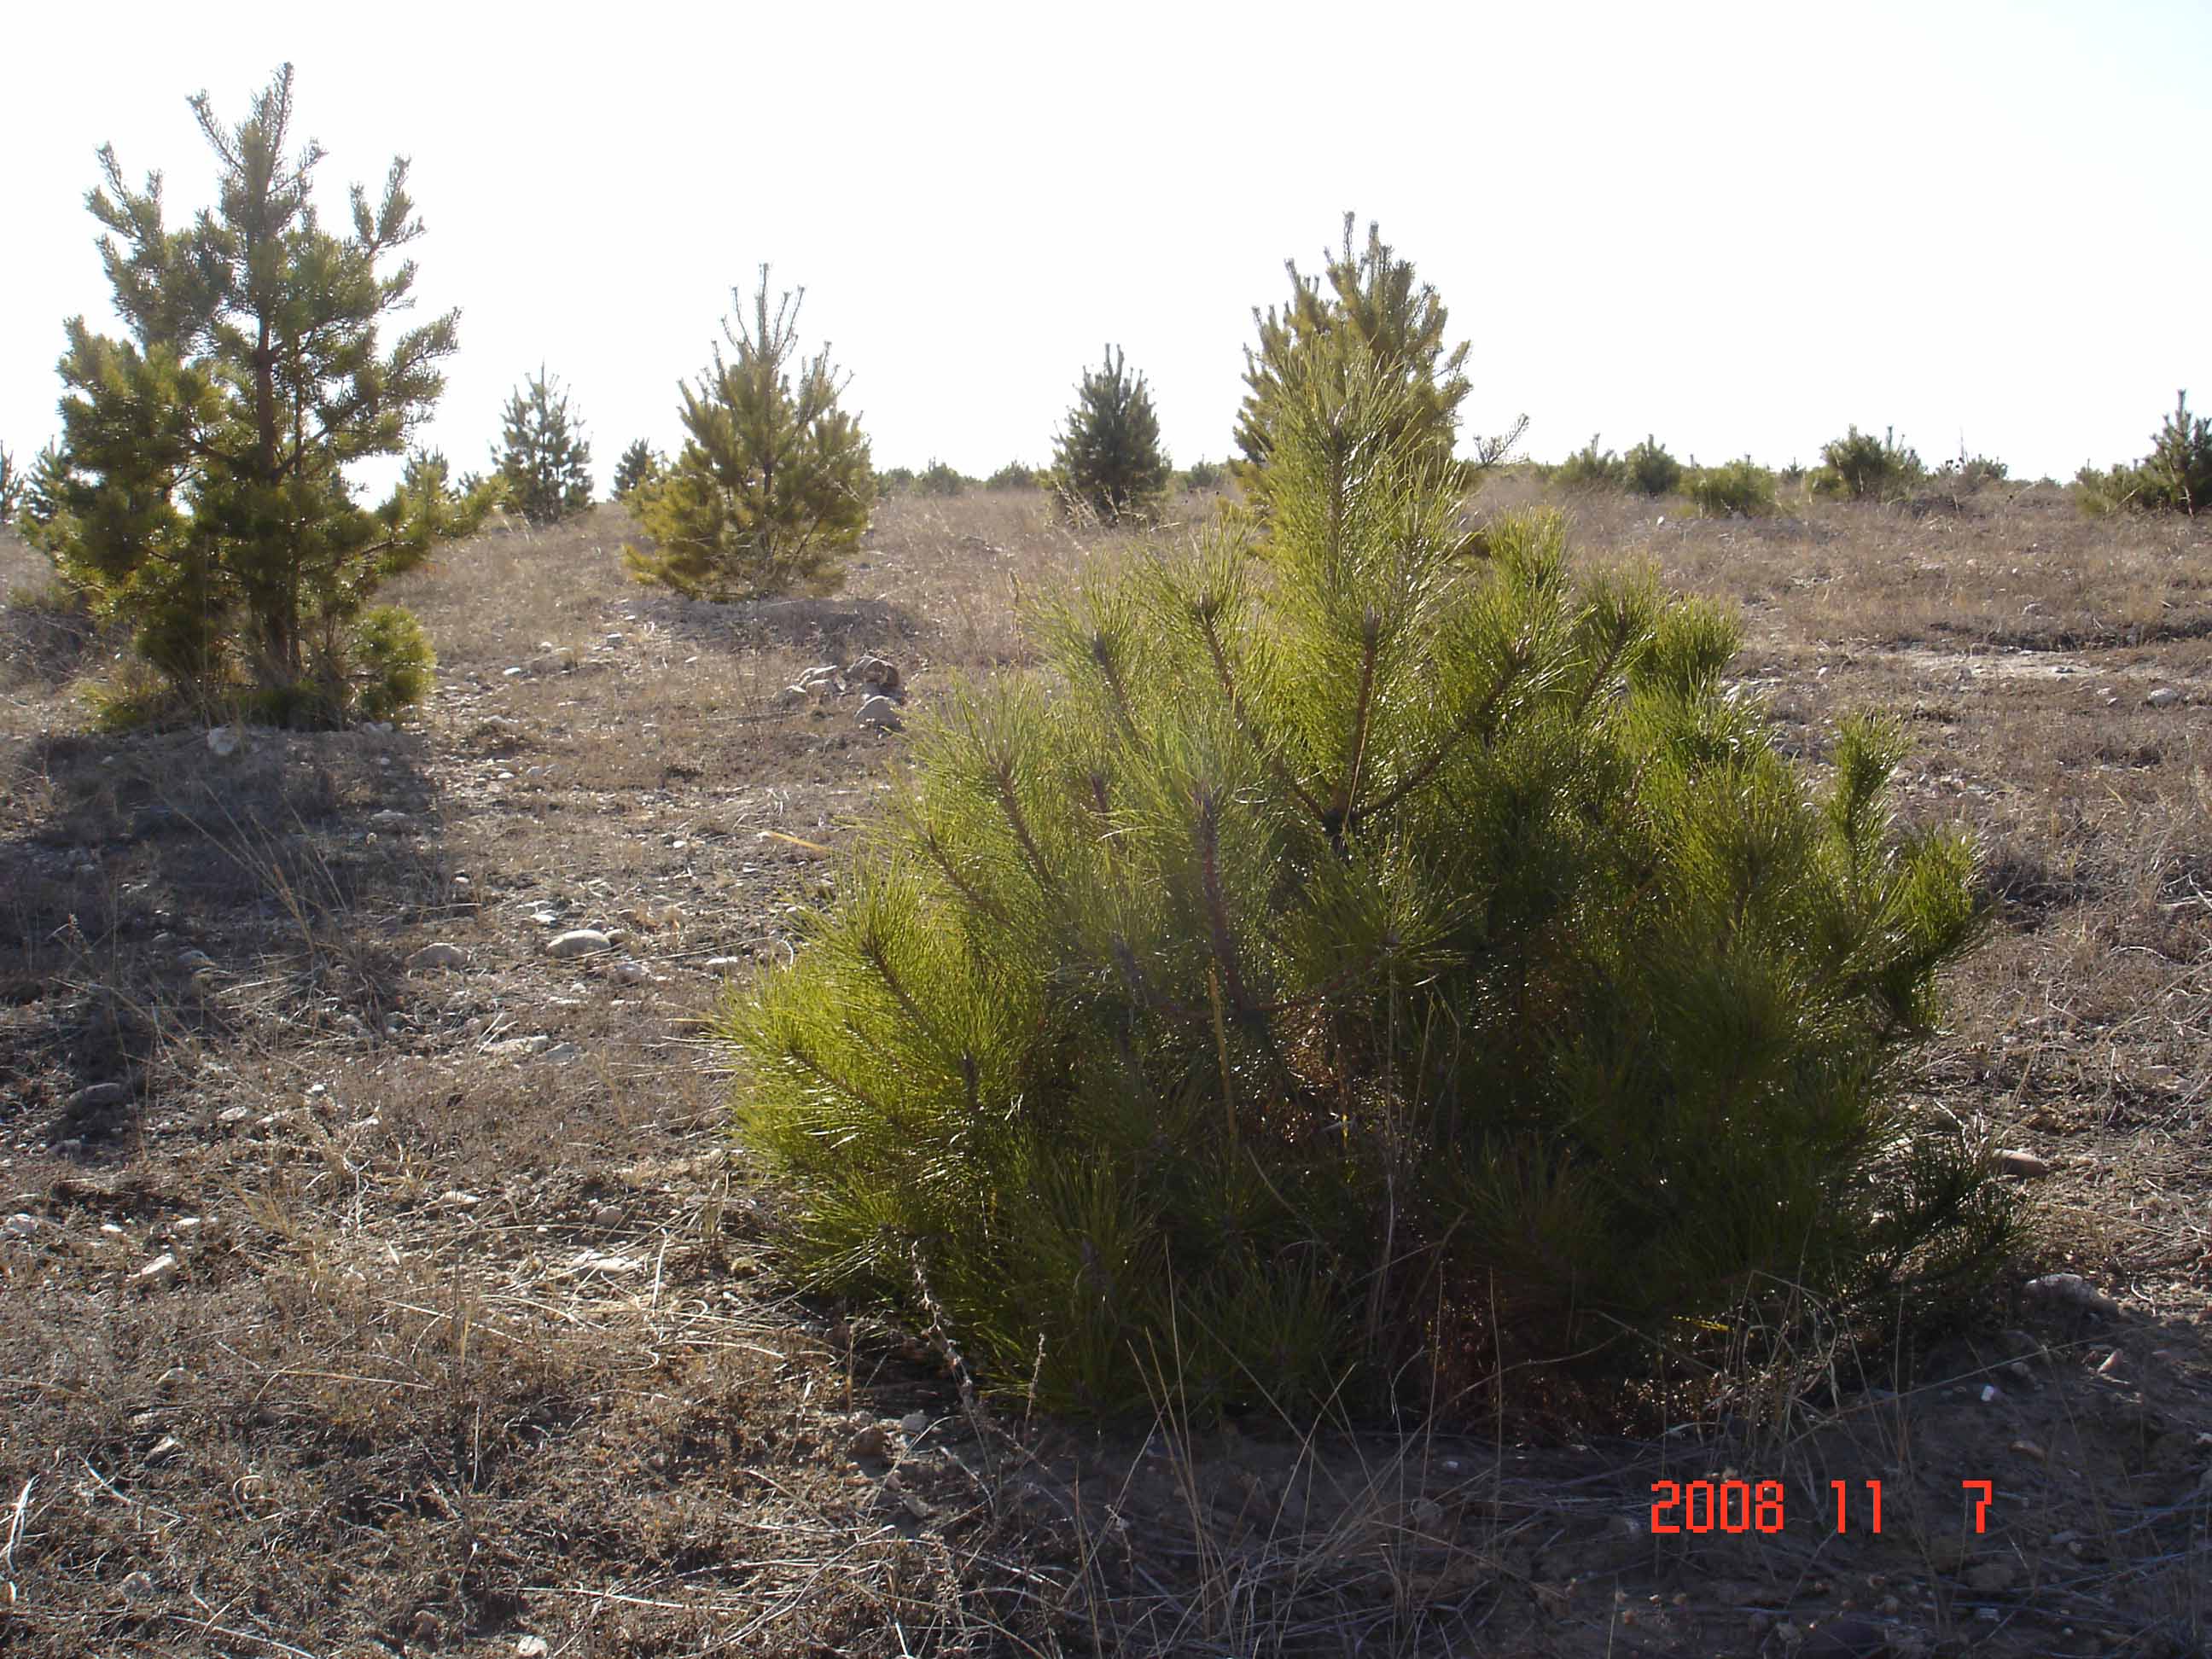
900,1411,929,1438
849,654,903,695
2011,1438,2046,1462
542,1042,582,1065
206,725,241,757
1980,1383,2001,1403
546,928,613,959
138,1252,180,1284
3,1214,41,1239
702,956,746,971
516,1639,550,1659
504,665,526,678
848,1423,891,1460
1963,1557,2016,1592
591,1202,623,1229
1994,1149,2050,1179
216,1105,252,1126
492,1034,554,1057
146,1435,184,1465
610,958,653,984
407,942,469,972
856,695,904,731
440,1190,480,1208
774,684,811,709
2145,686,2181,707
370,808,410,826
176,948,217,973
66,1080,135,1115
121,1569,159,1602
2024,1272,2117,1315
602,633,625,647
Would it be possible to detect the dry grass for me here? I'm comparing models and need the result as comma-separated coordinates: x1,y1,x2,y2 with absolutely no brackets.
1,482,2207,1656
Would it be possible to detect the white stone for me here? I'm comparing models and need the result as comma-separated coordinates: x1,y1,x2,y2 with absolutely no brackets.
610,958,653,984
774,684,810,709
517,1639,550,1658
546,929,613,959
856,696,904,731
206,725,241,756
3,1214,41,1239
2024,1272,2116,1314
2145,686,2181,707
138,1252,180,1284
407,942,469,972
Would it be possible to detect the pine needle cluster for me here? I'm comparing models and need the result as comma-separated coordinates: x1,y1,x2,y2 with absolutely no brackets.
2077,390,2212,515
725,339,2012,1423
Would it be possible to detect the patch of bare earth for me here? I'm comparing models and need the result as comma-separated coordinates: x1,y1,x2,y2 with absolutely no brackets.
1,485,2206,1657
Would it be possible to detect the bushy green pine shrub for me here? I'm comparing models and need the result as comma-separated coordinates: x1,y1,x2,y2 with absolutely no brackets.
612,439,663,500
985,462,1042,492
1554,434,1627,490
1049,345,1171,524
725,343,2011,1424
42,66,462,726
624,267,874,599
349,604,436,721
2078,391,2212,515
1182,458,1226,492
495,367,594,523
375,449,503,541
917,459,970,498
1935,446,2007,491
1812,426,1924,501
1624,434,1683,497
1685,457,1780,517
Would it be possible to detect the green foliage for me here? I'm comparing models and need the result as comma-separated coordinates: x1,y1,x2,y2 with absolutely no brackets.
1182,457,1225,492
875,466,917,495
917,459,971,498
0,443,22,524
494,367,594,522
1685,457,1780,517
348,604,436,721
726,352,2010,1424
1812,426,1925,501
1624,434,1683,498
1049,345,1171,525
42,65,459,726
2078,391,2212,515
1233,214,1524,518
1554,434,1627,490
985,462,1042,492
623,266,874,600
375,450,502,540
1934,445,2007,490
612,439,663,500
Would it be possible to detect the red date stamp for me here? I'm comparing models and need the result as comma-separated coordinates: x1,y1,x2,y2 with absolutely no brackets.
1649,1479,1996,1534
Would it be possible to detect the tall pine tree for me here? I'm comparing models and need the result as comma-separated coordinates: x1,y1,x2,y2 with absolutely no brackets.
44,65,460,723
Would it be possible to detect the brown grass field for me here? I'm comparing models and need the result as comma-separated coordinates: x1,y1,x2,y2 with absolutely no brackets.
1,479,2207,1657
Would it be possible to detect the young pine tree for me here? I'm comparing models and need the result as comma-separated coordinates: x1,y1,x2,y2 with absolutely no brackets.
725,329,2012,1425
611,439,663,500
1623,434,1683,497
1049,345,1171,524
1233,213,1526,517
494,368,595,522
624,267,873,599
44,65,462,725
0,444,22,525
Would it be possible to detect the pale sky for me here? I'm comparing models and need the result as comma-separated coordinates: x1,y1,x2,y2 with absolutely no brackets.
4,1,2207,498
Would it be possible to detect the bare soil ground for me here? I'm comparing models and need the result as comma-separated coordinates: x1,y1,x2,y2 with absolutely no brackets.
1,481,2206,1658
